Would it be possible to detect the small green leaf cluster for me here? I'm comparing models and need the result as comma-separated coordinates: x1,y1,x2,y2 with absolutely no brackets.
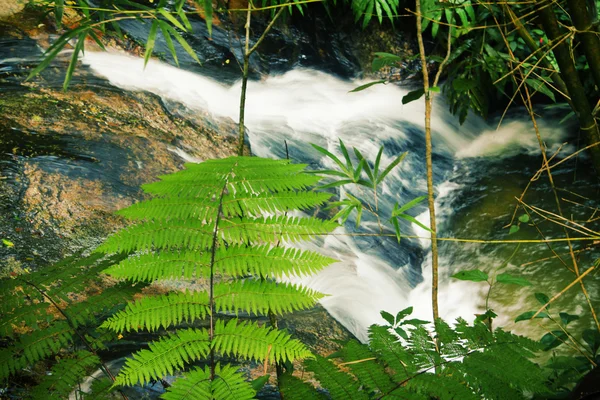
312,139,427,240
280,309,551,399
98,156,339,398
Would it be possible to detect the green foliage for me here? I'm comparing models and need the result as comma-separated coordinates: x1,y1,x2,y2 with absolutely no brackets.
282,308,552,399
162,364,255,400
99,156,338,397
312,139,426,241
28,0,199,89
0,254,138,398
351,0,399,27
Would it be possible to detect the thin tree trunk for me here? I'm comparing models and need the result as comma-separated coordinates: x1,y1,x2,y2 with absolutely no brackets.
538,1,600,172
567,0,600,89
415,0,440,323
237,5,286,156
503,4,571,103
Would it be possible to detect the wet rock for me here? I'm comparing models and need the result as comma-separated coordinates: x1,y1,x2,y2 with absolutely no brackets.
0,0,25,21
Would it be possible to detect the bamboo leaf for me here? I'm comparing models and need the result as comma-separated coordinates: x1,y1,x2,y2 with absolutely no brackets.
376,152,406,184
158,8,187,32
144,20,159,68
349,80,387,93
158,21,179,66
402,89,424,105
63,30,87,91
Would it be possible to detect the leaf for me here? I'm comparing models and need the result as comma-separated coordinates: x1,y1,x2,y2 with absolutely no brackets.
251,375,270,391
144,20,159,68
158,8,187,32
452,78,476,92
401,318,429,326
559,312,579,326
63,30,87,91
2,239,14,247
518,214,530,223
392,196,426,215
430,86,440,93
395,307,413,322
349,80,387,93
339,139,352,170
526,79,556,102
354,148,374,182
496,273,532,287
402,89,424,105
163,24,201,65
371,52,402,72
158,21,179,66
204,0,213,36
394,327,408,340
396,213,431,232
311,144,348,174
380,311,395,326
377,152,406,184
54,0,64,28
582,329,600,355
535,293,550,308
515,311,549,323
541,331,568,351
451,269,488,282
509,225,520,234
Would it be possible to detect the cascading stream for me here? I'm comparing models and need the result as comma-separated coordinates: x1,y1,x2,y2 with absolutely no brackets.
82,51,593,341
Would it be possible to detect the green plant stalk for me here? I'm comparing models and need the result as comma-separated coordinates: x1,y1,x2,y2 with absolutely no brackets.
537,1,600,172
567,0,600,89
414,0,439,323
237,4,287,156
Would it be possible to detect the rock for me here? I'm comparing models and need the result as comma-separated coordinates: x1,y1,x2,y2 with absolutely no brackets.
0,0,25,21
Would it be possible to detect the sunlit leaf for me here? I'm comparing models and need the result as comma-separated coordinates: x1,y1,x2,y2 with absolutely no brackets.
451,269,488,282
496,273,532,287
515,311,549,323
380,310,395,325
349,80,387,93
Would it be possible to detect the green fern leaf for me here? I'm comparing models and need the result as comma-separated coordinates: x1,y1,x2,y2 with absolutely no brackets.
214,279,324,316
115,328,210,386
305,355,369,400
162,364,255,400
213,319,313,364
103,251,211,282
101,291,209,333
97,219,214,253
30,351,100,400
278,373,325,399
368,325,415,381
214,245,337,278
336,340,395,394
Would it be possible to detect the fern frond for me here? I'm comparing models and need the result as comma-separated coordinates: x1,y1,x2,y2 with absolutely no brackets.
102,291,209,333
215,245,336,278
161,364,255,400
97,219,214,254
336,340,395,394
30,350,100,400
215,280,324,316
213,319,313,364
368,325,415,381
220,216,338,244
304,355,369,400
0,321,74,379
118,191,331,221
82,377,114,399
117,196,219,221
0,302,49,337
278,373,325,400
405,373,479,400
115,328,210,386
103,251,211,282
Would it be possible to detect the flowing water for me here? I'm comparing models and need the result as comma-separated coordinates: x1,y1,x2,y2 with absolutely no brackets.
79,51,600,342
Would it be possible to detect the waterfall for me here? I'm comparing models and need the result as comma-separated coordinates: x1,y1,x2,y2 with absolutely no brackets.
82,51,570,341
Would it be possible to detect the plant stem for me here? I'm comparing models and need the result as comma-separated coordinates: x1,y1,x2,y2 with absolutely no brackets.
415,0,440,323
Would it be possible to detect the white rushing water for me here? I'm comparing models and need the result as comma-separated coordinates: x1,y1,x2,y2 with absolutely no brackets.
82,51,568,341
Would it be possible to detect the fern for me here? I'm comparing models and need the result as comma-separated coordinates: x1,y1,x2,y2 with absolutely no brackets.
30,350,100,400
282,308,552,399
99,156,338,396
0,253,141,398
162,364,255,400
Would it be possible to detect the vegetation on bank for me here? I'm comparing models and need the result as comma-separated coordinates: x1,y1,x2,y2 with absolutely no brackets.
1,0,600,398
